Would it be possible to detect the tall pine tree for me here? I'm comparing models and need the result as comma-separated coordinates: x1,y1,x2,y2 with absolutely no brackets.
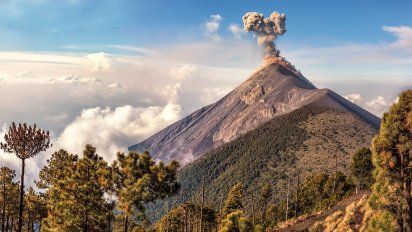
369,90,412,232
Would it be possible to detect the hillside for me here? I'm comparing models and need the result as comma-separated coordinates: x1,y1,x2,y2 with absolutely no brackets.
130,58,380,166
148,99,378,220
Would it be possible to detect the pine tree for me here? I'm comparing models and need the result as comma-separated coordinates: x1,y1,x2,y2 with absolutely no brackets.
112,151,180,232
0,167,16,232
156,202,217,232
350,147,373,193
23,187,47,232
369,90,412,232
39,145,112,232
258,183,272,226
219,210,251,232
221,183,244,218
0,123,51,232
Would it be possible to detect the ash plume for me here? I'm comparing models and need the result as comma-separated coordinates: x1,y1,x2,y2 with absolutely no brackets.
242,11,286,57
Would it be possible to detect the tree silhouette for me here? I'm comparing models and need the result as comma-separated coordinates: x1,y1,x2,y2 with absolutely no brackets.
0,123,51,232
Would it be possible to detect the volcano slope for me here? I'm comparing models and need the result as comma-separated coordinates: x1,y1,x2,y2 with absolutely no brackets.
140,59,380,220
130,59,380,166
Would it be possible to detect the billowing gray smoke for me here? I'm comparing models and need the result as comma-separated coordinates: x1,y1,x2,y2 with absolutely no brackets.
242,11,286,57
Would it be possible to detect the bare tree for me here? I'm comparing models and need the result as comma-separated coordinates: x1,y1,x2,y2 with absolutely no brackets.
285,176,290,221
0,123,51,232
199,175,205,232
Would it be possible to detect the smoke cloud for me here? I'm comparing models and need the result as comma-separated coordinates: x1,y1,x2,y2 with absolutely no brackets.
242,11,286,57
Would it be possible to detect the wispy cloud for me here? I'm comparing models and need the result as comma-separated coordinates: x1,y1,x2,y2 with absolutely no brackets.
228,23,244,39
204,14,223,42
383,25,412,53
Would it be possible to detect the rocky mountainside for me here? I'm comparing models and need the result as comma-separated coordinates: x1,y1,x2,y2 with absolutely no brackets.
129,57,380,165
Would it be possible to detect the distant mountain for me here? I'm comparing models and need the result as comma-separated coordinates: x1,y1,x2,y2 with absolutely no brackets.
129,57,380,166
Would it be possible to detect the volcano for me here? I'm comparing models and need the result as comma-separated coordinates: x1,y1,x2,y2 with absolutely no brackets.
129,57,380,165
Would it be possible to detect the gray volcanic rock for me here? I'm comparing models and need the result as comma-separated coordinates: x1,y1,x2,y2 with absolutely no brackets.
129,60,380,165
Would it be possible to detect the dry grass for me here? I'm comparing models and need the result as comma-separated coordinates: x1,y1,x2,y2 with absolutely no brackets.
309,194,369,232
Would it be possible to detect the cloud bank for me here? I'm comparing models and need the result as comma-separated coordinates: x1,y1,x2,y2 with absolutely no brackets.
57,103,182,162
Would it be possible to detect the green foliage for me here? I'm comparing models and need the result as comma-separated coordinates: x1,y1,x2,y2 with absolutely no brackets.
289,172,355,217
147,104,377,223
156,202,217,232
222,183,244,217
0,167,46,232
253,224,264,232
368,89,412,231
24,187,47,232
40,145,113,232
350,147,373,189
112,151,180,231
0,166,19,231
219,210,252,232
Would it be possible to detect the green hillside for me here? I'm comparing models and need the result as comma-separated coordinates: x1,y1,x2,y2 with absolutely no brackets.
148,103,378,221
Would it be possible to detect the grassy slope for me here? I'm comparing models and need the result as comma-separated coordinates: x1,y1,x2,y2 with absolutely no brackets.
148,103,377,221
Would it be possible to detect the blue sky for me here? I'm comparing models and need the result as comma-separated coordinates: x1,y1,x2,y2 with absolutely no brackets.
1,0,411,52
0,0,411,180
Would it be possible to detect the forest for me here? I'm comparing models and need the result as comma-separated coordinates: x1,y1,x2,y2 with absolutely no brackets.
0,91,411,232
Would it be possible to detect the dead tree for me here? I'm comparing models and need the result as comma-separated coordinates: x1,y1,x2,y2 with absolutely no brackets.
294,169,300,217
199,176,205,232
285,176,290,221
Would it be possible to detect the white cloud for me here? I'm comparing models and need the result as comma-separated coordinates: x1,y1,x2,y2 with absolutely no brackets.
107,45,158,55
383,26,412,52
228,23,244,39
204,14,223,42
200,87,231,104
365,96,390,116
87,52,116,72
343,93,400,117
344,93,363,104
56,103,182,162
169,64,198,80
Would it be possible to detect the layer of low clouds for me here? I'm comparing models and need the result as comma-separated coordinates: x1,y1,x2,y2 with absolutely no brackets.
0,18,411,186
344,94,399,116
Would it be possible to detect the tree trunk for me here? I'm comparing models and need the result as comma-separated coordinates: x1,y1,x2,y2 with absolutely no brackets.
401,153,412,232
17,158,25,232
397,196,404,232
183,206,187,232
295,170,300,217
83,211,88,232
199,176,205,232
285,176,290,221
5,216,8,232
2,174,6,232
123,214,128,232
251,193,255,227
